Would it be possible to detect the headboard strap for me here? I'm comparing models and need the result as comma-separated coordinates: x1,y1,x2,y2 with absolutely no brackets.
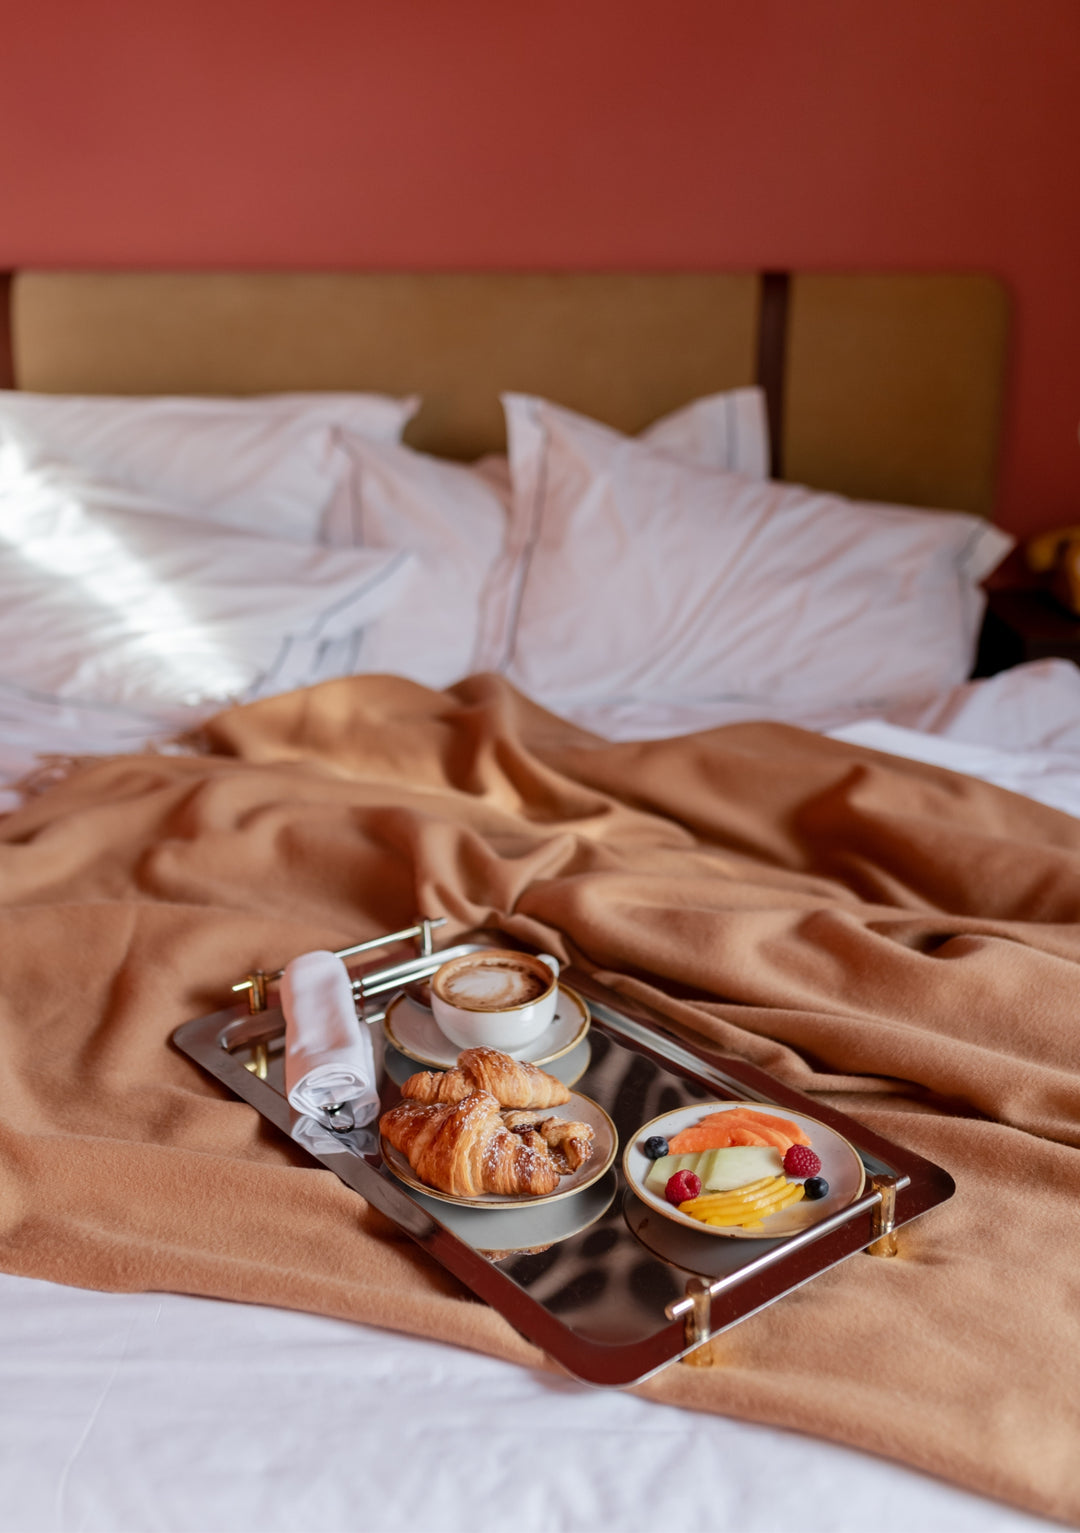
755,270,790,480
0,272,14,389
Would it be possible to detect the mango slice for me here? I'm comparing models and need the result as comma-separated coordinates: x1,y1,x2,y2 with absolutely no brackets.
679,1177,805,1230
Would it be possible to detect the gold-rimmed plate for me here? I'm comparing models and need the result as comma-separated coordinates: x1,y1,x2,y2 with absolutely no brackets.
383,985,590,1069
623,1101,866,1239
380,1091,617,1209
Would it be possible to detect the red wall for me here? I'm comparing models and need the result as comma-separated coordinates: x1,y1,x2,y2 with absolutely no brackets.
1,0,1077,535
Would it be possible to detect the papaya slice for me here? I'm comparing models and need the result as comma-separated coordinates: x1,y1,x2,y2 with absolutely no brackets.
724,1125,773,1147
696,1107,811,1148
666,1125,729,1153
667,1121,771,1154
740,1109,811,1147
694,1110,792,1152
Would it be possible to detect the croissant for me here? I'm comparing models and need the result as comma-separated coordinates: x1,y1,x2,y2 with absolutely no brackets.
502,1110,595,1174
379,1090,562,1197
400,1046,571,1110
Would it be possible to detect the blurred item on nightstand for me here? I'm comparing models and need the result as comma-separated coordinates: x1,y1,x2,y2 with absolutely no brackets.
1025,522,1080,616
973,533,1080,677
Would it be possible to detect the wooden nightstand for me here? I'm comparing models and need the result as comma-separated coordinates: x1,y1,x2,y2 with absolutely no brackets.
973,588,1080,677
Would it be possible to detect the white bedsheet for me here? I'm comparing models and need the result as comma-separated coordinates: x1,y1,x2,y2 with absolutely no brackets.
0,686,200,810
2,659,1077,1533
0,1274,1051,1533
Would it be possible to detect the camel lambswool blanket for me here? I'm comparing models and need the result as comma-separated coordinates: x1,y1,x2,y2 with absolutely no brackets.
2,675,1079,1524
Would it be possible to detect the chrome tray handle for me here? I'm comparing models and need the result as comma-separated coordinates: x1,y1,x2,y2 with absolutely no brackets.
232,916,448,1014
230,916,447,1079
669,1171,904,1364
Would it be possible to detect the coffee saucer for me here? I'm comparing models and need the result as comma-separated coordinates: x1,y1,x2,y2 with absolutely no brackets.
382,985,590,1069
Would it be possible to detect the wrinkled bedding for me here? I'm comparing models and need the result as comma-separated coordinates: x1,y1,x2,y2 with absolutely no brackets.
2,673,1080,1526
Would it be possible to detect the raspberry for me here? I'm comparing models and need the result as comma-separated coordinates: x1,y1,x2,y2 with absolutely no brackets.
665,1169,702,1205
783,1144,822,1179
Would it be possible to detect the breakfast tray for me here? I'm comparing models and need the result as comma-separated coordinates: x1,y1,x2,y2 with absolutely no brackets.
172,920,955,1388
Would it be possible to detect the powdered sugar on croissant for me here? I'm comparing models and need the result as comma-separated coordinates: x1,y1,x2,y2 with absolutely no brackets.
400,1047,571,1110
379,1091,562,1197
501,1111,595,1174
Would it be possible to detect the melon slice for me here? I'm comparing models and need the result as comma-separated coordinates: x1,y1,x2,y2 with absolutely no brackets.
643,1152,700,1195
695,1145,784,1190
644,1145,784,1195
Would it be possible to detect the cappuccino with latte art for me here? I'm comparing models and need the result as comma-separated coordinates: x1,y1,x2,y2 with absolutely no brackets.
430,948,560,1050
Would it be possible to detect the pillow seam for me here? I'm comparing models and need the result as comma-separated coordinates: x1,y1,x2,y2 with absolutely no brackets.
300,549,412,643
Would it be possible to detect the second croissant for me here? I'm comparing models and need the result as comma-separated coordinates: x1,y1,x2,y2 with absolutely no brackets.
400,1046,572,1109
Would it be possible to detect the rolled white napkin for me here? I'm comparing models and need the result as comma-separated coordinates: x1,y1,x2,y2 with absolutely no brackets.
281,950,380,1126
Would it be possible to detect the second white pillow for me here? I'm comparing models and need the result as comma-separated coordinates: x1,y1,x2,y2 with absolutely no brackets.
492,395,1013,712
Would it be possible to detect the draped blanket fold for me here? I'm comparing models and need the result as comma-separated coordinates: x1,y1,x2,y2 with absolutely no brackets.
1,673,1078,1525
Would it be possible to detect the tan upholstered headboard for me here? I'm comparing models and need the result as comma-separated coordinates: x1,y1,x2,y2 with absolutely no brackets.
2,270,1008,515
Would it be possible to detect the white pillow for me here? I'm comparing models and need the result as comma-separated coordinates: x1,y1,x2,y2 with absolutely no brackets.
330,438,508,689
0,390,419,543
0,463,415,710
471,387,768,504
633,386,769,476
491,394,1014,711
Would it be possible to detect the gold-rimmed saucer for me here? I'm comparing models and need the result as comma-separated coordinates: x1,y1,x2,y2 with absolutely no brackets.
382,984,590,1069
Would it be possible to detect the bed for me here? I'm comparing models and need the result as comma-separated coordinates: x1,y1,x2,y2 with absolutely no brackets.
1,270,1077,1533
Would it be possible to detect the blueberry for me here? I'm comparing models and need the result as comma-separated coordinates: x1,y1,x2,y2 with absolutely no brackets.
642,1135,669,1160
803,1176,830,1201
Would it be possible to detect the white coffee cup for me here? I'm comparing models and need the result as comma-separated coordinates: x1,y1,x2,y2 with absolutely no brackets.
429,948,561,1052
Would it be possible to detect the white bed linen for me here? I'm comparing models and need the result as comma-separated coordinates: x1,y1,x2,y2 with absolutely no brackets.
0,688,199,811
0,1274,1051,1533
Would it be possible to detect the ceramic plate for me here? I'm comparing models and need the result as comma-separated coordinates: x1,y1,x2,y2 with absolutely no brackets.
383,985,590,1068
623,1100,865,1240
380,1090,617,1209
